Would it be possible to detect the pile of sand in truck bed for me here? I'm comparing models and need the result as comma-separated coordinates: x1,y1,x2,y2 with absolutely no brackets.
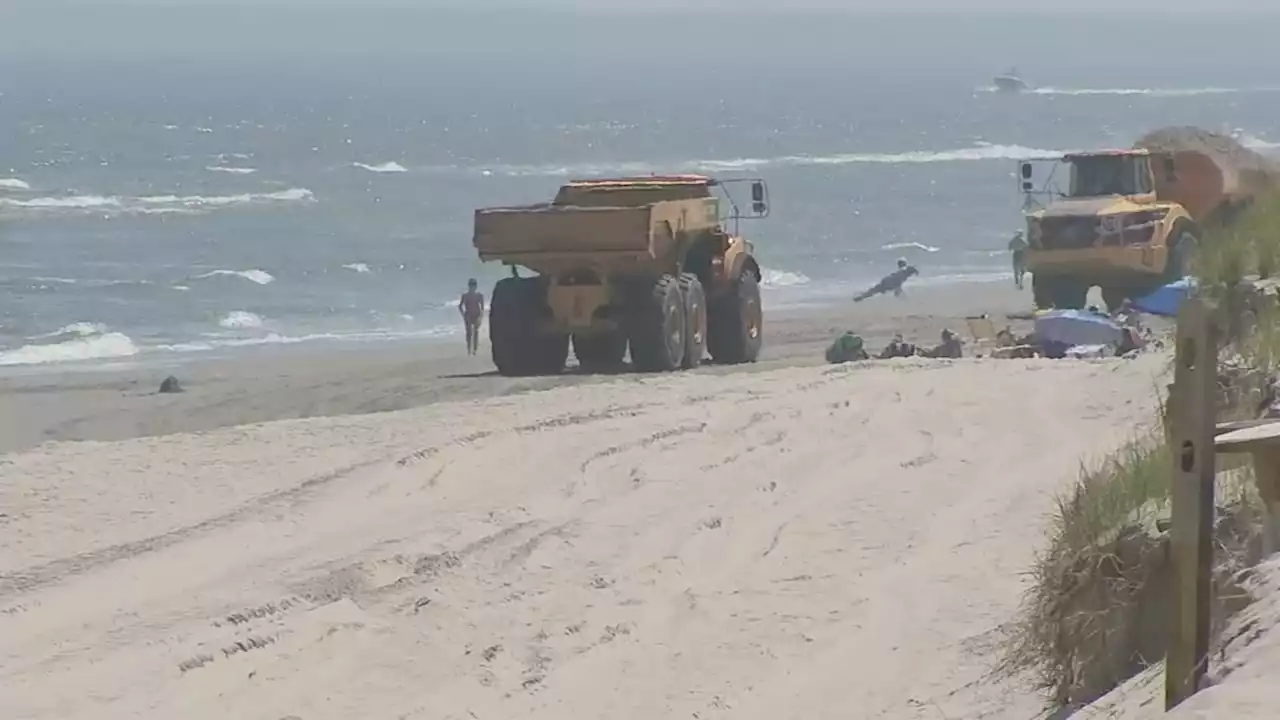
1135,126,1280,176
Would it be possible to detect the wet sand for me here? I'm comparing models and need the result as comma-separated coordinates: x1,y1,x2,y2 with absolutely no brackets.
0,280,1043,454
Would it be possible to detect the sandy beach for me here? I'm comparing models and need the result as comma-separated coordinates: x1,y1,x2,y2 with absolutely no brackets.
0,280,1049,455
0,279,1181,719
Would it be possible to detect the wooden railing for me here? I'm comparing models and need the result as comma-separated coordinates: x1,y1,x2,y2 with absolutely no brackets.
1166,293,1280,709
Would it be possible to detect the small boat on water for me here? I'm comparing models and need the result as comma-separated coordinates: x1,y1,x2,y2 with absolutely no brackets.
993,67,1028,93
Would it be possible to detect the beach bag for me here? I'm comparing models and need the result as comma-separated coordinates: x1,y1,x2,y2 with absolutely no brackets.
826,332,866,364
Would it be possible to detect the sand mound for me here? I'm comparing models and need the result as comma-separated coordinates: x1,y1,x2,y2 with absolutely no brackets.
1077,555,1280,719
1135,126,1279,176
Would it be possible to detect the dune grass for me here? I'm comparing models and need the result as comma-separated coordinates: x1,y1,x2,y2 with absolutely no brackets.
999,430,1172,708
1003,187,1280,712
1197,193,1280,289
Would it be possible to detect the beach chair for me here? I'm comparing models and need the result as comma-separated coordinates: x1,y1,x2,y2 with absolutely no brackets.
965,314,1033,358
964,315,1007,356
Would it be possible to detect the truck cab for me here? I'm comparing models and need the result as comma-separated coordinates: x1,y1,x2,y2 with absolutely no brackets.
1020,149,1196,310
1064,150,1158,199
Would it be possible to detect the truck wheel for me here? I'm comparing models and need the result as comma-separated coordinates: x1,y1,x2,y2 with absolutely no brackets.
678,273,707,369
1031,274,1054,309
572,331,626,372
628,274,686,373
1052,281,1089,310
536,333,570,374
1101,287,1131,313
708,268,763,364
489,277,568,376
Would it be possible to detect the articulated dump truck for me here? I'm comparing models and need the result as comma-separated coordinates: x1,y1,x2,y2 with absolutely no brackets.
1019,126,1279,311
472,174,770,376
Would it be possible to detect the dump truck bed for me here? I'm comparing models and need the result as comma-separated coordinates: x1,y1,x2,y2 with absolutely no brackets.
473,196,719,262
1136,126,1280,222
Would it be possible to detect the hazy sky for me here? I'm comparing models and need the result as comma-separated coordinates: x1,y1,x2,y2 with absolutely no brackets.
4,0,1279,75
6,0,1280,9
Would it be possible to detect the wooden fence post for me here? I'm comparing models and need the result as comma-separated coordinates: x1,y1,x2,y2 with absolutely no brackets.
1166,294,1217,711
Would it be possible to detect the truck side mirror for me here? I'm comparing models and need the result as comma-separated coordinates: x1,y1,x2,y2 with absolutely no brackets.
1162,156,1177,182
1020,162,1033,180
750,181,767,215
1021,181,1034,192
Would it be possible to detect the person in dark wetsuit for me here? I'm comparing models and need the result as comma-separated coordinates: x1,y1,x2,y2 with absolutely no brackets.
459,278,485,356
854,258,919,302
1009,230,1028,290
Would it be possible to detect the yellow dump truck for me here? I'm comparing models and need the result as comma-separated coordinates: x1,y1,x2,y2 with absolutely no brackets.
472,174,769,376
1018,127,1277,310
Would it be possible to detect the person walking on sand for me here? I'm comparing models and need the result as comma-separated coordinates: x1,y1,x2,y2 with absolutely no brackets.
459,278,485,356
1009,230,1028,290
854,258,918,302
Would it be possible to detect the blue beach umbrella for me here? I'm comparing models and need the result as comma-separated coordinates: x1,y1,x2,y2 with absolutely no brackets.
1034,309,1125,347
1131,277,1197,318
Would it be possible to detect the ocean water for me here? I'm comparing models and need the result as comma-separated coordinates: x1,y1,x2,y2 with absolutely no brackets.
2,9,1279,367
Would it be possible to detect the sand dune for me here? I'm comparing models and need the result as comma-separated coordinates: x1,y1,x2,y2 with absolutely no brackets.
0,353,1167,719
1077,555,1280,719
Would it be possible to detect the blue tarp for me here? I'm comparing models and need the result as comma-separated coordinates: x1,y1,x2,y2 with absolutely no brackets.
1034,309,1125,348
1132,276,1197,317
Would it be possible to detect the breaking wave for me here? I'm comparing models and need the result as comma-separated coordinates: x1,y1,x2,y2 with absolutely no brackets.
444,131,1280,180
461,143,1064,178
1237,132,1280,151
193,269,275,285
206,166,258,175
760,269,811,288
153,326,456,354
1030,86,1277,97
354,161,408,173
881,242,941,253
0,188,314,216
0,328,139,366
218,311,265,329
342,262,372,274
29,322,108,340
977,85,1280,97
0,178,31,190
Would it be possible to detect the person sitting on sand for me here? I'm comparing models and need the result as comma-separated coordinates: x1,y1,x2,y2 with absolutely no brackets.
459,278,485,356
878,333,920,359
854,258,919,302
825,331,869,364
924,328,964,359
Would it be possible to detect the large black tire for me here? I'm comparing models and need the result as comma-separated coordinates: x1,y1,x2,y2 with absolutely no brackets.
708,268,763,364
678,273,707,369
1101,287,1131,313
627,274,686,373
489,277,569,377
1032,274,1088,310
572,331,627,372
1031,274,1054,310
1052,281,1089,310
